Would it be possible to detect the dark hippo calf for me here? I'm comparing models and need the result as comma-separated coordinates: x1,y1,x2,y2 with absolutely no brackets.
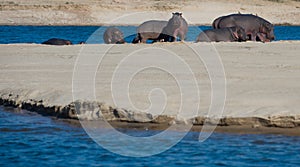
158,12,188,42
132,20,168,43
103,27,125,44
196,26,247,42
42,38,72,45
215,13,275,42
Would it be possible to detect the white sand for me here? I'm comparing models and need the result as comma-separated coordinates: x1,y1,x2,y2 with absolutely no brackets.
0,0,299,25
0,42,299,120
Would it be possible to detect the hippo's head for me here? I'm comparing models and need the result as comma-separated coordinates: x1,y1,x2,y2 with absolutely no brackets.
112,30,125,44
169,12,183,28
236,26,247,41
231,26,247,41
66,40,73,45
262,22,275,41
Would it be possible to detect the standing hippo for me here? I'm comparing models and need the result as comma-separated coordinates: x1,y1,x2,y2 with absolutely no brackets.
158,12,188,42
215,14,275,42
42,38,72,45
132,20,168,43
103,27,125,44
196,26,247,42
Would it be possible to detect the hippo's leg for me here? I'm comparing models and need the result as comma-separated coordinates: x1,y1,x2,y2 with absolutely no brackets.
257,33,270,42
178,31,185,42
172,29,180,42
250,32,258,41
141,38,147,43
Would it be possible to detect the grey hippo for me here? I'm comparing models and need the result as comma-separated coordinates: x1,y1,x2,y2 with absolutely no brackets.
196,26,247,42
158,12,188,42
103,27,125,44
213,13,275,42
132,20,168,43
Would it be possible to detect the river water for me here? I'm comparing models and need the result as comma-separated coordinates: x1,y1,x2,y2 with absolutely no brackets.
0,26,299,44
1,107,300,166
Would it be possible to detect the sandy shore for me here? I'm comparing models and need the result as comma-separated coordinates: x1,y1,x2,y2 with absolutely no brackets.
0,42,300,135
0,0,299,25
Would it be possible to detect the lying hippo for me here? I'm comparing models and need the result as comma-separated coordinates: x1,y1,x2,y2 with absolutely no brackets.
42,38,72,45
214,13,275,42
103,27,125,44
132,20,168,43
158,12,188,42
196,26,247,42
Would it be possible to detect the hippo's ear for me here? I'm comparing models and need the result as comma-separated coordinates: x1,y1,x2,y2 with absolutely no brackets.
263,22,273,31
179,13,182,16
172,12,175,15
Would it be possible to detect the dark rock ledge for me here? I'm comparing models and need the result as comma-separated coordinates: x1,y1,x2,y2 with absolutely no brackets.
1,92,300,128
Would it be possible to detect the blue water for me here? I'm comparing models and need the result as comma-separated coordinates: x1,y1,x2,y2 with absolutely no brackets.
0,26,299,44
1,107,300,166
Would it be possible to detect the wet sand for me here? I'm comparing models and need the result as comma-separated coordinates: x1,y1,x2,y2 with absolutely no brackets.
45,118,300,136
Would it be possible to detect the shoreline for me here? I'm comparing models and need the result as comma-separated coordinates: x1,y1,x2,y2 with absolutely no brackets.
1,93,299,128
2,103,300,137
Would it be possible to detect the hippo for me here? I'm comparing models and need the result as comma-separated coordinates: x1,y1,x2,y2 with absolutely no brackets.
132,20,168,43
158,12,188,42
215,14,275,42
196,26,247,42
103,27,125,44
42,38,72,45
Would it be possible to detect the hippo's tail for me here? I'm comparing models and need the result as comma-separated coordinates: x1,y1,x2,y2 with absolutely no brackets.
132,34,141,44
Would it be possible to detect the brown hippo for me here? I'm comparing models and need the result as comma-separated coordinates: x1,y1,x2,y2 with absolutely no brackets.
214,13,275,42
132,20,168,43
103,27,125,44
42,38,72,45
158,12,188,42
196,26,247,42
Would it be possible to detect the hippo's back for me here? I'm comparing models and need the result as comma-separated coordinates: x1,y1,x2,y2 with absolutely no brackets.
138,20,168,34
219,14,271,30
197,28,233,42
42,38,72,45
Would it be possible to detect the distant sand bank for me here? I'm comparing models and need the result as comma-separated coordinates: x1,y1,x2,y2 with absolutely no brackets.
0,0,299,25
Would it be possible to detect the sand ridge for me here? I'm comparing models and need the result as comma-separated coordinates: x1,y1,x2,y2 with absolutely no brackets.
0,0,299,25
